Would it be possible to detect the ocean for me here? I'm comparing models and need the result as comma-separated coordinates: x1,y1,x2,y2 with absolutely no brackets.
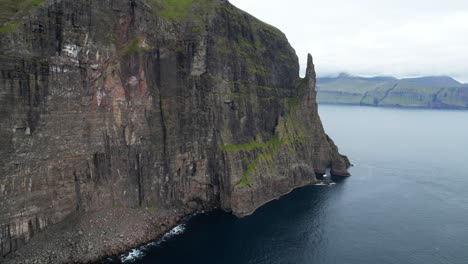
107,105,468,264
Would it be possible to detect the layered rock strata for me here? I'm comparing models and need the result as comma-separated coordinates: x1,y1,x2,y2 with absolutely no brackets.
0,0,350,262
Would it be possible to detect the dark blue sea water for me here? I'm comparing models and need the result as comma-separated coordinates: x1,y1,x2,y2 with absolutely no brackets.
112,105,468,264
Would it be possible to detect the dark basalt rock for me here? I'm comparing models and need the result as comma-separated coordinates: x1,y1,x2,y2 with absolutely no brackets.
0,0,350,262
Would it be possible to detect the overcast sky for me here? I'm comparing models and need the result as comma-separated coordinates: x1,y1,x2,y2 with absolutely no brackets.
229,0,468,82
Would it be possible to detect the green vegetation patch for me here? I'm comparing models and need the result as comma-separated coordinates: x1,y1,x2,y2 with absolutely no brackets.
0,0,44,33
221,136,286,188
0,21,18,33
237,158,258,187
223,76,315,188
147,0,215,21
120,37,152,56
156,0,193,20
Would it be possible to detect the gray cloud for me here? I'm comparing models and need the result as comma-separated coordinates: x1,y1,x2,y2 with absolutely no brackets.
230,0,468,82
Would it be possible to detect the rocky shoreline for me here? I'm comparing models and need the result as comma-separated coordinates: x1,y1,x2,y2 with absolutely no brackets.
2,178,334,264
96,177,342,264
2,173,346,264
2,208,193,264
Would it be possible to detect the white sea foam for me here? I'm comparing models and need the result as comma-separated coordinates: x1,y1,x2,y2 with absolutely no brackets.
120,249,145,263
119,224,187,262
315,181,337,186
161,224,186,241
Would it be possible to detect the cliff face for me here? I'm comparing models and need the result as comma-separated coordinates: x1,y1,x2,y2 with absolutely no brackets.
0,0,350,262
317,75,468,109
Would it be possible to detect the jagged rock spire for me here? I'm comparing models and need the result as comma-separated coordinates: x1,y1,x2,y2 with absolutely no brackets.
305,53,316,80
305,53,317,94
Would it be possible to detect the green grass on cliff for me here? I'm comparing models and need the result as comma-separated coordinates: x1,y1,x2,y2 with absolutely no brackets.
147,0,214,21
221,75,315,188
221,136,285,187
220,136,282,153
0,21,18,33
152,0,194,20
238,158,259,187
120,38,152,55
0,0,44,33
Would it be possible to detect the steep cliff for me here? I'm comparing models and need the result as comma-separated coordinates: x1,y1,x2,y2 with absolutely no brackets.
0,0,350,262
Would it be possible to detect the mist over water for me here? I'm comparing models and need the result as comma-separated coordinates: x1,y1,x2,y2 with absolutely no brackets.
110,105,468,264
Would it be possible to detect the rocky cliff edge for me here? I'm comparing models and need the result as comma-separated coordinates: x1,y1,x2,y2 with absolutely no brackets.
0,0,350,262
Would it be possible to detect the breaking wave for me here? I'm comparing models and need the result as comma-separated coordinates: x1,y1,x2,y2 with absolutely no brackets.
120,249,145,263
161,224,186,242
119,224,187,263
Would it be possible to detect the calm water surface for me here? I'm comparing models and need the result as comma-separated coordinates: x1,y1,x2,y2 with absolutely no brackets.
112,105,468,264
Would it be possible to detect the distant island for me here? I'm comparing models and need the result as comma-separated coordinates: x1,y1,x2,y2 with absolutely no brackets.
317,74,468,109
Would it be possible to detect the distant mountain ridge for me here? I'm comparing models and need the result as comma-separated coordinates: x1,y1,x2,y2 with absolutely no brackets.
317,74,468,109
399,76,462,87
